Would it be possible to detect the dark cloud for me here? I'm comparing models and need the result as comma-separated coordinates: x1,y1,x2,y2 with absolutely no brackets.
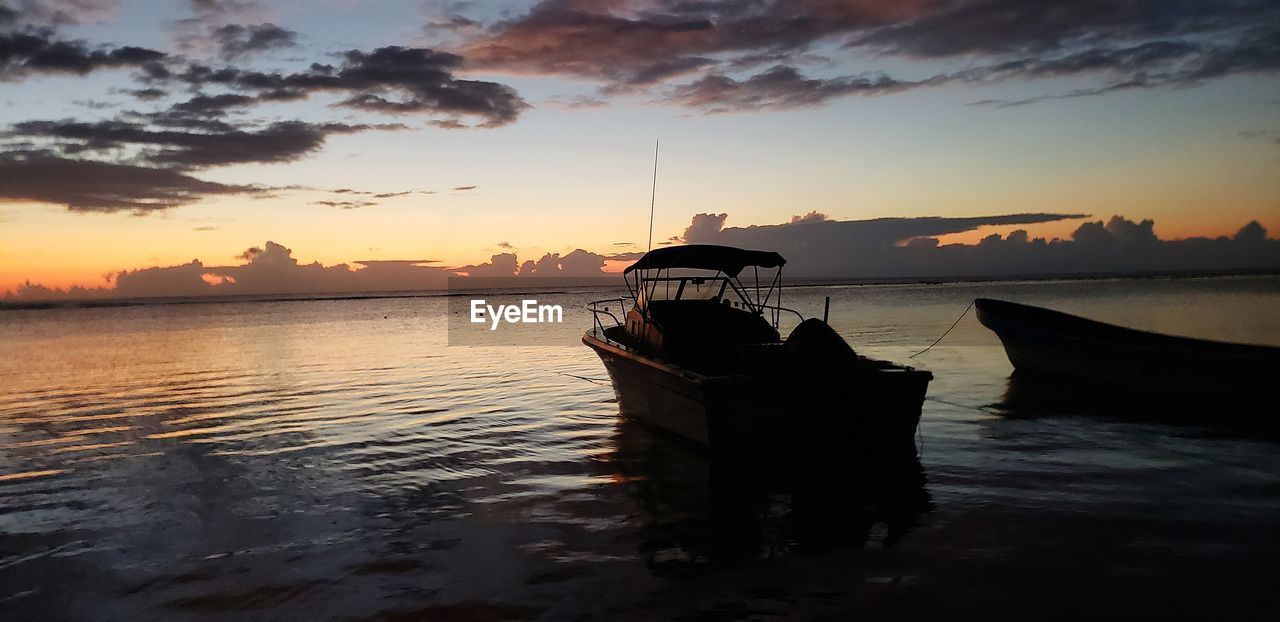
462,2,718,86
171,45,527,127
73,98,116,109
125,87,167,100
460,0,1280,111
210,23,296,59
452,184,477,191
0,4,529,217
460,0,909,87
852,0,1274,58
9,118,403,168
167,93,255,116
189,0,257,14
0,28,165,78
0,150,259,212
429,13,482,33
311,200,376,209
684,211,1088,245
2,1,158,76
665,65,920,112
309,188,423,199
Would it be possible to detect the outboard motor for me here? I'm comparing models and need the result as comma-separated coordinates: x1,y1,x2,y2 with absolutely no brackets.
784,318,859,366
779,318,863,414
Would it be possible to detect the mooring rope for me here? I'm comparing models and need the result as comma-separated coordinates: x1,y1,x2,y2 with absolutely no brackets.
908,300,974,359
558,371,611,385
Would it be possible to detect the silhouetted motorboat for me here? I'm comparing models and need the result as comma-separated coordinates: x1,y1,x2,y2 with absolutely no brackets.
583,245,932,455
975,298,1280,397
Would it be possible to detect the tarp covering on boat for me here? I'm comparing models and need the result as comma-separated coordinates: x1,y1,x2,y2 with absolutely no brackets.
623,245,786,277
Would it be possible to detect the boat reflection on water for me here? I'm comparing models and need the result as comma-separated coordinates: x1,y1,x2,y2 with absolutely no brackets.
995,370,1277,436
607,415,931,573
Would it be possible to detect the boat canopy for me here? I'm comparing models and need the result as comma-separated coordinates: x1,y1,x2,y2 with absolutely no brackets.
624,244,786,277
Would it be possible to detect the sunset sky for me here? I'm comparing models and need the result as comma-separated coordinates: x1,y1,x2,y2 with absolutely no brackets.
2,0,1278,293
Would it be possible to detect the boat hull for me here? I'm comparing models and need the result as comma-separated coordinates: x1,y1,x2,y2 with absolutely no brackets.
583,332,757,446
975,298,1280,396
583,331,931,455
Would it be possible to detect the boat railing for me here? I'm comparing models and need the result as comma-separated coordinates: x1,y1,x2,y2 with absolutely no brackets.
714,299,807,324
586,297,806,335
586,297,629,334
758,303,806,324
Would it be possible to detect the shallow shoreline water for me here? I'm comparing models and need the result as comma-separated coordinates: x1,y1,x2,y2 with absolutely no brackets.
3,275,1279,619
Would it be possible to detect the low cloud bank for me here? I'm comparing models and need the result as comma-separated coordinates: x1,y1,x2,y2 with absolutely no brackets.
6,214,1278,302
683,213,1280,278
3,241,628,301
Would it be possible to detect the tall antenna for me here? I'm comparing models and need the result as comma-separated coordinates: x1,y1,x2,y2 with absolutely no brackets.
647,139,659,252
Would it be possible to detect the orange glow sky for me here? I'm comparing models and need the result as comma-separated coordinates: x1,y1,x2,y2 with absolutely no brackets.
2,1,1278,293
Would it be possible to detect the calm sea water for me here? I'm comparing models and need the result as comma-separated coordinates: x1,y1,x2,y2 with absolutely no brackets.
3,276,1279,620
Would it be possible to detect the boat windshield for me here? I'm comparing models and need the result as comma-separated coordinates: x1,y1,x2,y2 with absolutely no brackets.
589,245,796,333
636,271,730,304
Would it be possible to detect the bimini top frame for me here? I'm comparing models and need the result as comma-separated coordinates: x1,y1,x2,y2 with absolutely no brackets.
622,245,795,328
623,244,785,277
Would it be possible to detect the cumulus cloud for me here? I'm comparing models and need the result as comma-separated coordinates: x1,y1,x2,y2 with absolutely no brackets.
411,247,617,278
679,212,1280,278
789,211,828,224
681,212,729,243
105,241,457,299
456,252,519,276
